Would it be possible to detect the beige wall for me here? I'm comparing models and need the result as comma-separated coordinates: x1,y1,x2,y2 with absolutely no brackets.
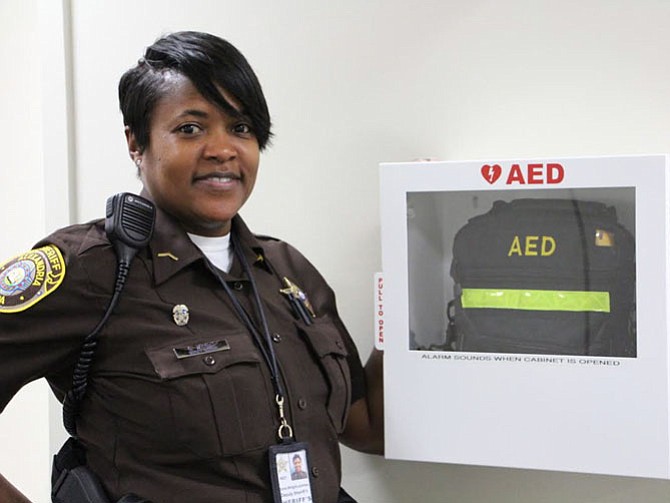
4,0,670,501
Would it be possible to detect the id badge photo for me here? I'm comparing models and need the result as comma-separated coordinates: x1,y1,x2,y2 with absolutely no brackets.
268,442,314,503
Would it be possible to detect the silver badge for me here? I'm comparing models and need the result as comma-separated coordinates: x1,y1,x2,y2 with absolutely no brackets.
172,304,189,326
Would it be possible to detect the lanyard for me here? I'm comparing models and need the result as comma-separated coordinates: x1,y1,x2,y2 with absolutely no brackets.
205,231,293,441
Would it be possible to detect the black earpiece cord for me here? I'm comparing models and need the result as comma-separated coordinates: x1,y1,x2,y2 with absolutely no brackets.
62,261,133,437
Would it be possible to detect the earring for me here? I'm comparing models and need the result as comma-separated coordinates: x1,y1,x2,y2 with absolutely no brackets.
135,159,141,168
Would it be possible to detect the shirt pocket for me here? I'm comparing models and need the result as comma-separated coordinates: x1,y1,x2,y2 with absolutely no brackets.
145,331,276,458
297,316,352,433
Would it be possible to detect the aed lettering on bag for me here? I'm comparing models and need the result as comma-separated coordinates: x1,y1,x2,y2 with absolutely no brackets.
507,235,556,257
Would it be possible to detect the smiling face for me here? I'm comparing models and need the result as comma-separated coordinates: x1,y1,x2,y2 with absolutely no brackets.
127,73,260,237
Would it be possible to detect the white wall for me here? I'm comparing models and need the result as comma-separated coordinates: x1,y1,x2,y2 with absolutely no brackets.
0,2,50,502
0,2,73,501
5,0,670,501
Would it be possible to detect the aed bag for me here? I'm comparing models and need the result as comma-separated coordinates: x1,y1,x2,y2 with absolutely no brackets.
448,198,636,357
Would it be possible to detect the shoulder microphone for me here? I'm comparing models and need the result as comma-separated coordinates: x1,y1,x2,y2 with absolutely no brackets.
105,192,155,266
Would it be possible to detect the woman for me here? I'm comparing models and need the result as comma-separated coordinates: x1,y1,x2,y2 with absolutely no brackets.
0,31,383,503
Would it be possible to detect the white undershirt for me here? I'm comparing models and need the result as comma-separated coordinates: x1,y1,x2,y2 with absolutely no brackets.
187,232,233,273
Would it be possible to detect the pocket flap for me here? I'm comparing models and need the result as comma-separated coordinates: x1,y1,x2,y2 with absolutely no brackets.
145,331,261,380
298,315,349,358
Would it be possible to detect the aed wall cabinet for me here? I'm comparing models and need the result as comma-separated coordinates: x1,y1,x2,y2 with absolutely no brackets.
379,155,669,478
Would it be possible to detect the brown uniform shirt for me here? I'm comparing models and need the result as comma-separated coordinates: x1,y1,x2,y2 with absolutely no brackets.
0,209,365,503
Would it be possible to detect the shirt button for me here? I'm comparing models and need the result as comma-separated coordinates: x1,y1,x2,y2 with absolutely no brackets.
297,398,308,410
272,332,282,343
335,340,343,349
203,355,216,366
233,281,244,291
311,467,319,477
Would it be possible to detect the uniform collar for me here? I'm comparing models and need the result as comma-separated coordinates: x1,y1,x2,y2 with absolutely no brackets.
231,214,269,273
141,191,269,286
148,206,203,286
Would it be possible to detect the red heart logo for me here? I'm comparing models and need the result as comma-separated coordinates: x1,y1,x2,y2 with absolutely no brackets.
481,164,502,184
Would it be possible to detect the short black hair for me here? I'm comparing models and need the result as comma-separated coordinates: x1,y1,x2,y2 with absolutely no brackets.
119,31,272,151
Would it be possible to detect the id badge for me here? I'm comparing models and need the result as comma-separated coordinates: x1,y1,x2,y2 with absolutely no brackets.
268,442,314,503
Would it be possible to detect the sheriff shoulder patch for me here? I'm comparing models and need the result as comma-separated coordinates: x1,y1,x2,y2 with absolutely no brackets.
0,245,66,313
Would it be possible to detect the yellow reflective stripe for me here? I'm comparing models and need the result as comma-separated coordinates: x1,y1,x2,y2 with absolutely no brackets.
461,288,610,313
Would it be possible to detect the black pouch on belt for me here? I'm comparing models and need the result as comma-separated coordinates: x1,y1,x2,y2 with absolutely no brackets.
51,438,153,503
51,437,111,503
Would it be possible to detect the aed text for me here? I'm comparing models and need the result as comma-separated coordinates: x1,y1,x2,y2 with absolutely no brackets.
507,163,564,185
508,235,556,257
